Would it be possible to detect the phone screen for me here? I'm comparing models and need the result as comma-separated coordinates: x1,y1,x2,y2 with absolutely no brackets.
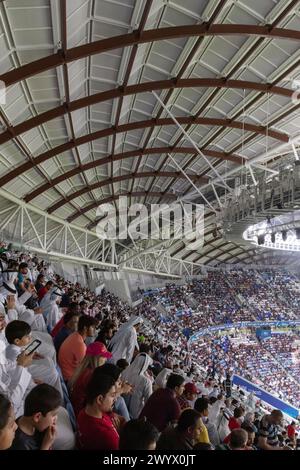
24,339,41,355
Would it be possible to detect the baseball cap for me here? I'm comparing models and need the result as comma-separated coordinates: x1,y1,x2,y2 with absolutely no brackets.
86,341,112,359
185,382,199,395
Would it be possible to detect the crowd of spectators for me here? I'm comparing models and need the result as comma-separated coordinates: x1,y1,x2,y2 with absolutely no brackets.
0,240,299,452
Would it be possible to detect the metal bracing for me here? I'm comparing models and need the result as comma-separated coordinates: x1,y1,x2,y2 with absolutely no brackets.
0,189,117,269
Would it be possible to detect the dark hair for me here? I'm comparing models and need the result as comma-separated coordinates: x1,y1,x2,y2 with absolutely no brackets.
5,320,31,344
139,343,151,354
229,429,248,449
194,397,209,414
193,442,213,450
36,273,44,281
86,373,115,404
166,374,184,390
68,302,79,312
78,315,97,332
19,262,28,271
93,363,121,383
241,422,255,434
63,311,80,324
177,409,200,433
79,301,87,307
119,419,159,450
46,281,54,287
24,384,61,417
116,359,129,371
234,407,244,419
0,394,11,430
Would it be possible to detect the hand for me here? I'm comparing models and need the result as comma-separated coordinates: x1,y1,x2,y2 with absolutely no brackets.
34,307,43,315
33,352,44,360
17,351,34,368
41,424,57,450
121,382,134,395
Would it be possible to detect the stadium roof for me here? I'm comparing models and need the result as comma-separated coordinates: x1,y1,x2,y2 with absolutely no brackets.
1,0,300,272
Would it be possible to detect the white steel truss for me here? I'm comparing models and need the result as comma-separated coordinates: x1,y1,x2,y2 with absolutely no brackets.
0,189,205,278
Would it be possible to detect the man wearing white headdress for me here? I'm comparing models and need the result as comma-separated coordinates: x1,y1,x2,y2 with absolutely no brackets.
122,352,153,419
0,261,47,333
109,315,143,364
0,311,33,417
40,287,63,331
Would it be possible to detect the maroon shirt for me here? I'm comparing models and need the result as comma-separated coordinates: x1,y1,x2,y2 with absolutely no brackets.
139,388,181,432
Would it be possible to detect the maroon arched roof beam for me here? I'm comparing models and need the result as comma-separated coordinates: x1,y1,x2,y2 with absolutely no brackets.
0,116,288,188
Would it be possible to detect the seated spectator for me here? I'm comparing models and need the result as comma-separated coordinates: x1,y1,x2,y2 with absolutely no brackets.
15,263,28,296
140,373,184,432
95,319,116,348
34,274,45,295
77,373,118,450
241,422,256,450
257,409,287,450
228,407,244,431
216,428,248,450
53,311,80,353
69,342,112,417
178,382,199,411
194,397,210,444
58,315,97,381
38,281,53,301
51,302,80,338
157,409,203,450
109,316,143,364
5,320,62,395
119,418,159,450
93,363,131,423
122,353,153,419
0,394,17,450
116,359,129,372
10,384,61,450
287,421,296,445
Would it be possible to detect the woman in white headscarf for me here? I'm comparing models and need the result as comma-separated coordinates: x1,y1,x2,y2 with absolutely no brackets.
40,287,63,331
108,316,143,364
122,352,153,419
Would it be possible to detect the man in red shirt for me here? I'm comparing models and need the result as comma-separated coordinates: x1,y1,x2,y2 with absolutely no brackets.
139,374,185,432
287,421,296,446
77,372,119,450
38,280,54,301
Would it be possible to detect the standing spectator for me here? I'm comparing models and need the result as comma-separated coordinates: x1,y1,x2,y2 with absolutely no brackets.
287,421,296,446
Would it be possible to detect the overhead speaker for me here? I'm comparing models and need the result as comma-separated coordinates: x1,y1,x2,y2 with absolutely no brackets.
271,233,276,244
295,228,300,240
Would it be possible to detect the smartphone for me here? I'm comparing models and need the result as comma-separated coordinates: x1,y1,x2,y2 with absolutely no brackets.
24,339,41,355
